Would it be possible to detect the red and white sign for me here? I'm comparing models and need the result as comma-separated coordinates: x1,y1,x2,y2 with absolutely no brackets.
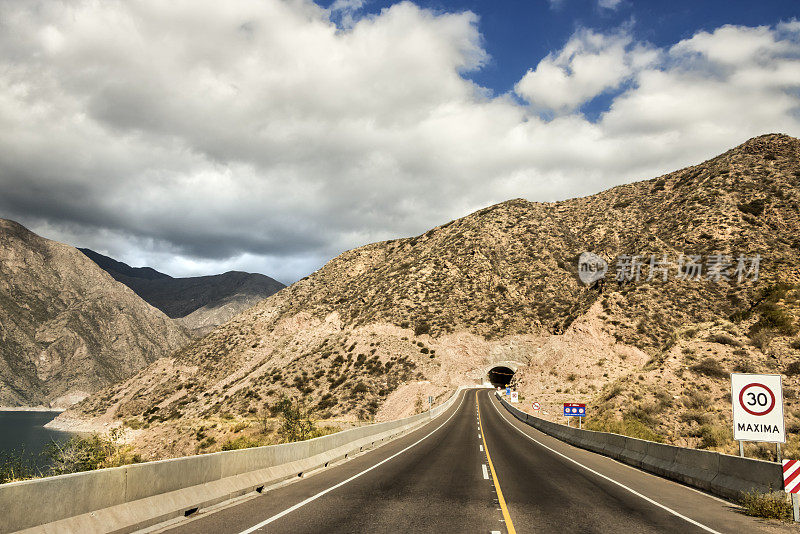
784,460,800,493
532,402,540,411
510,391,519,403
731,373,785,443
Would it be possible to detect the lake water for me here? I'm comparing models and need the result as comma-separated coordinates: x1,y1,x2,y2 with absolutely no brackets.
0,411,74,470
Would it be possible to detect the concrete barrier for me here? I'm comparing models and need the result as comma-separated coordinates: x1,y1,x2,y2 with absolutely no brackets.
0,386,473,534
496,394,782,501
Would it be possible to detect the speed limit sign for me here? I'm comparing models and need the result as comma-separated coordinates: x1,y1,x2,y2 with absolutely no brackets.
731,373,785,443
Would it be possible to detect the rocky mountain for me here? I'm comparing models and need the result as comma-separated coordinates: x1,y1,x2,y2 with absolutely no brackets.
56,134,800,460
80,249,285,335
0,220,190,408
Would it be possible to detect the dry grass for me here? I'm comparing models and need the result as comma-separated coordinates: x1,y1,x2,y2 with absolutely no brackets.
739,491,792,521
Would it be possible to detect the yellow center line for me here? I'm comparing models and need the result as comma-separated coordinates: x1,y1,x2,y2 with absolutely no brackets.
477,393,517,534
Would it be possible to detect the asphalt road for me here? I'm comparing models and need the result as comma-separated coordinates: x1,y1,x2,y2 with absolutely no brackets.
153,389,791,534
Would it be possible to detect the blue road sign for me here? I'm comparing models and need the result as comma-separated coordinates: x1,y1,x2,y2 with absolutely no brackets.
563,403,586,417
506,387,511,396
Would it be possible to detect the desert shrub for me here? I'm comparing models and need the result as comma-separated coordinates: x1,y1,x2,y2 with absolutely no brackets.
682,390,710,409
414,321,430,336
750,304,797,337
749,330,774,351
737,199,766,217
585,416,663,442
123,418,144,430
739,491,791,520
680,410,712,426
275,397,317,443
690,358,728,378
733,360,757,373
653,389,673,409
707,333,740,347
629,405,659,427
0,450,35,483
730,309,750,322
231,421,249,433
785,361,800,377
682,327,700,338
791,339,800,350
317,393,338,410
310,425,341,439
44,429,141,475
696,424,730,448
604,383,623,401
221,435,263,451
199,437,216,449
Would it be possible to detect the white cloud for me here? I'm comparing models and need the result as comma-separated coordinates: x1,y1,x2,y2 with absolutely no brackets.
549,0,624,10
514,28,658,114
0,2,798,282
598,0,623,9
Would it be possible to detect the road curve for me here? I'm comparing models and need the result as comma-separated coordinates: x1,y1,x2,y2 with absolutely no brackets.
152,389,791,534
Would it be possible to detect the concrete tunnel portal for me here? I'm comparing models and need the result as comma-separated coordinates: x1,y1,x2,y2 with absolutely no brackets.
487,366,515,388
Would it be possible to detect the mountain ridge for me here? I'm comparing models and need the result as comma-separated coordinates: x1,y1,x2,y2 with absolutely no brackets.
79,249,286,335
55,133,800,460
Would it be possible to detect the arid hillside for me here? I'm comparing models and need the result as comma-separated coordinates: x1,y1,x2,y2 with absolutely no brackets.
0,219,190,407
54,134,800,460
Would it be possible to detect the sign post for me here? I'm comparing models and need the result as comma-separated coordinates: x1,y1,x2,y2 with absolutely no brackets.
563,403,586,429
428,395,433,411
731,373,785,458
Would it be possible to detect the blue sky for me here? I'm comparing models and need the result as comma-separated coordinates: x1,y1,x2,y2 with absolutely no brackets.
0,0,798,281
325,0,800,118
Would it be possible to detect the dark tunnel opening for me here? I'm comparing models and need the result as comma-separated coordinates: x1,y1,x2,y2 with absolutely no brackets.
487,366,515,388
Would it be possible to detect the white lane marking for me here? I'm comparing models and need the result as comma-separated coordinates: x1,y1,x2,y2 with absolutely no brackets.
237,390,470,534
478,433,482,439
487,395,723,534
480,445,484,452
482,464,490,479
491,531,501,534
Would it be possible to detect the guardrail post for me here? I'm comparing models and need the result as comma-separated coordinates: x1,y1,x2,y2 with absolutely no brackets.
793,493,799,522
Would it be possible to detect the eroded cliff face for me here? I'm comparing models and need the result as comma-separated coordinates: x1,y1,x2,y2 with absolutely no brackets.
0,218,190,407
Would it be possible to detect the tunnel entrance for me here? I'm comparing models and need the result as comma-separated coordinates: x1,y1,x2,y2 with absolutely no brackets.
487,366,515,388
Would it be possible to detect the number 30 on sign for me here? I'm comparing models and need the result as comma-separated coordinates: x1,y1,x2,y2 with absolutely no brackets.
731,373,785,443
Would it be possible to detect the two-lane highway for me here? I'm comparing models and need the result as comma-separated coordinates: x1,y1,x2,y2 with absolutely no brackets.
153,389,793,534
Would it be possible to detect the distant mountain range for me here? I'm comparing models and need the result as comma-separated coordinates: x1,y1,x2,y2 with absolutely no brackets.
79,249,285,335
0,219,189,407
55,133,800,459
